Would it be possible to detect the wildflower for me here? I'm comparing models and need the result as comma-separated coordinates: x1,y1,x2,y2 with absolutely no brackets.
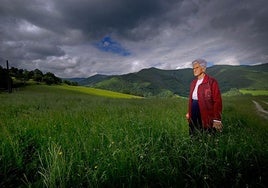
203,174,209,180
108,141,115,148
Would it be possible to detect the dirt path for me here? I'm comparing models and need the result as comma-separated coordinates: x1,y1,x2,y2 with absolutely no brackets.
252,100,268,119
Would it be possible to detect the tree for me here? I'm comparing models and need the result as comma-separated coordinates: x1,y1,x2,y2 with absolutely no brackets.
43,72,62,85
33,69,43,82
25,70,34,80
2,65,64,88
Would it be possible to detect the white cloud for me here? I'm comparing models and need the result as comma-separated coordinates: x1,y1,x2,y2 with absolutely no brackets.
215,57,240,66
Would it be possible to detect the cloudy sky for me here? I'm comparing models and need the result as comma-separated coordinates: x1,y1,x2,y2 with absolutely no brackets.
0,0,267,78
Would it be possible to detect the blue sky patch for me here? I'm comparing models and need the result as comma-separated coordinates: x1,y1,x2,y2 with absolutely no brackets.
94,36,131,56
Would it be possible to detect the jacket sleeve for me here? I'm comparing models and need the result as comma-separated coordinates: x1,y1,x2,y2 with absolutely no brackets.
187,80,195,120
211,79,222,121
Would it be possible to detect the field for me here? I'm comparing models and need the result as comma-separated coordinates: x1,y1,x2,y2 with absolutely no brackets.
240,89,268,96
0,85,268,187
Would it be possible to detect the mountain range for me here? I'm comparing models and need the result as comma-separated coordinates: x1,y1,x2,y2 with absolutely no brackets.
68,63,268,97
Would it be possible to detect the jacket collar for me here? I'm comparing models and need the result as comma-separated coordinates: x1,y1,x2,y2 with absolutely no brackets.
193,74,209,84
202,74,209,84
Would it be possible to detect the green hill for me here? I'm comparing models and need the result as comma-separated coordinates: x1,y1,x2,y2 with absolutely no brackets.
76,63,268,97
206,64,268,92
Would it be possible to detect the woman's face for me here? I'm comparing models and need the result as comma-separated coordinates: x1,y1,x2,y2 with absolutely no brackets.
193,63,205,78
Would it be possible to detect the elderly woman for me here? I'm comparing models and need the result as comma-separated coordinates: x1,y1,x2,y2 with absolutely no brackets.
186,59,223,135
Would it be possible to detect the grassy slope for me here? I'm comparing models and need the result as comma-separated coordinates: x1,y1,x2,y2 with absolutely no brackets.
16,84,142,99
0,85,267,187
207,64,268,91
57,85,143,99
239,89,268,96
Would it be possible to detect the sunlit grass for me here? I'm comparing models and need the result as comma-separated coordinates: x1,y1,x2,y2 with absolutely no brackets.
58,85,143,99
239,89,268,96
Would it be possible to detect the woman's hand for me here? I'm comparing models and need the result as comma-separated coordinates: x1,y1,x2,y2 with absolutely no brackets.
213,121,223,132
186,113,190,120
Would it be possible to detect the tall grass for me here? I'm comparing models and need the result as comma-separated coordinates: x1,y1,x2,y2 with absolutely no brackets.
0,85,267,187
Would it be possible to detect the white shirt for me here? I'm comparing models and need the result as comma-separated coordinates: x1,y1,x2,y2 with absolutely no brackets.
192,78,203,100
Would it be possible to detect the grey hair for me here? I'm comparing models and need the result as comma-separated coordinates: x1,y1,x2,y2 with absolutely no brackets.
192,59,207,68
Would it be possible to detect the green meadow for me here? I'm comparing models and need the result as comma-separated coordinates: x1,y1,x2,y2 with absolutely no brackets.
0,85,267,187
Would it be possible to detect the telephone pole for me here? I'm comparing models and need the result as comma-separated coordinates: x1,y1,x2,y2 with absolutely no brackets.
6,60,12,93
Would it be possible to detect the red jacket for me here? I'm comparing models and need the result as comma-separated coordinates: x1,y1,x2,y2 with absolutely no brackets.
188,74,222,128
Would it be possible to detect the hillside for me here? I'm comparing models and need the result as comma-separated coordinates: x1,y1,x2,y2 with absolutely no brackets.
74,63,268,97
58,85,142,99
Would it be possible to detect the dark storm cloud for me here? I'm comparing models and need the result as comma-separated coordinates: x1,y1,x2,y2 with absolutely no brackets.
0,1,58,32
207,0,268,63
0,0,267,77
54,0,180,39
